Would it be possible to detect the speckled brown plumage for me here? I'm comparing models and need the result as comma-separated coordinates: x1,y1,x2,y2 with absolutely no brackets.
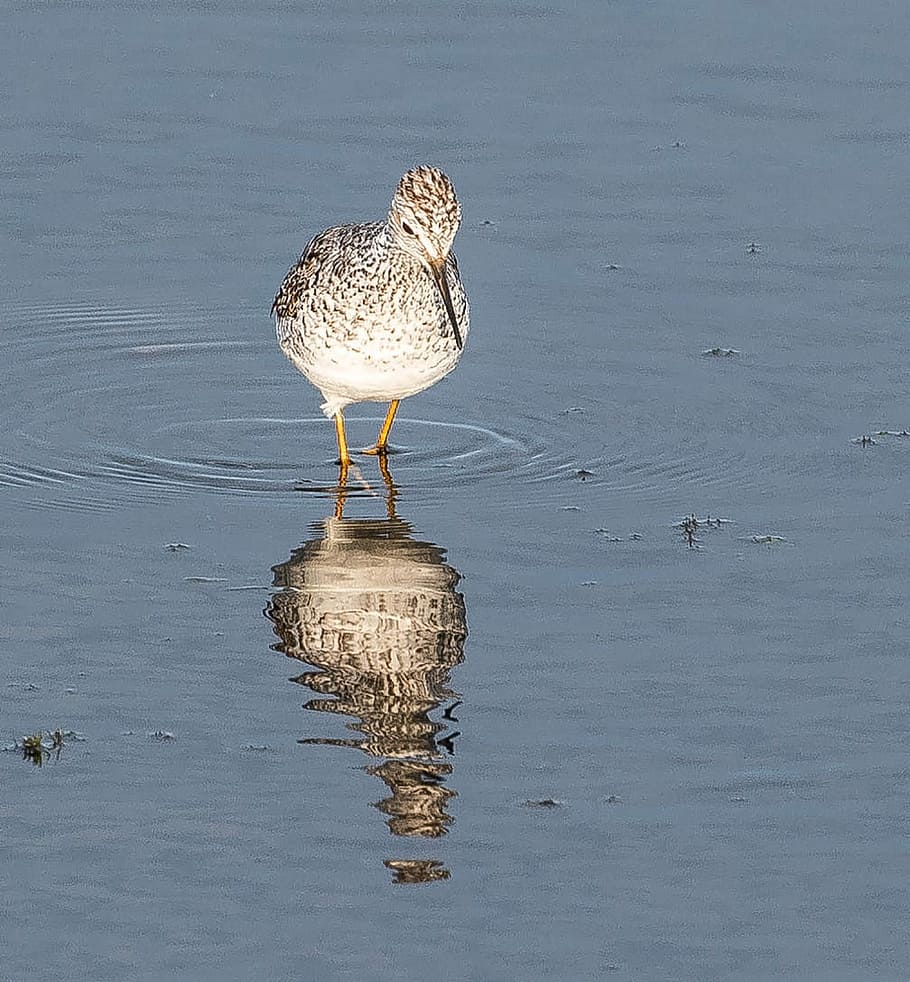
271,166,470,465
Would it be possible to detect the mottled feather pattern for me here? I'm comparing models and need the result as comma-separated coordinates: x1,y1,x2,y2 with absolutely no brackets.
272,166,469,419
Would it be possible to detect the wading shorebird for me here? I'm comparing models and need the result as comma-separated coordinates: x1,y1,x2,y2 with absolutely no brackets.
272,166,470,472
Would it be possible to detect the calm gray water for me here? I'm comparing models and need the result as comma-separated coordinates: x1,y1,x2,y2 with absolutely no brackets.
3,2,910,979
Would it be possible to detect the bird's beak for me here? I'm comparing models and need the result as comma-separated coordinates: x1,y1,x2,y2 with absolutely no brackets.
429,258,463,350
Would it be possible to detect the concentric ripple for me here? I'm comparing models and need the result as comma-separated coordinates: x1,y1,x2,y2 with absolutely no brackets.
0,302,769,512
0,302,578,509
94,415,564,497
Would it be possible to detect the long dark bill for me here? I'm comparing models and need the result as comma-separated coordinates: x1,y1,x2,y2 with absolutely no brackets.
430,259,463,350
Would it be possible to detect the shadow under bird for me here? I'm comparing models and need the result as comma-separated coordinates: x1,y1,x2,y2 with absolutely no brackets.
272,166,470,470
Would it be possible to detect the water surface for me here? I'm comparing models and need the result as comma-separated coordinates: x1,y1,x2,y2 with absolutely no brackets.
3,2,910,980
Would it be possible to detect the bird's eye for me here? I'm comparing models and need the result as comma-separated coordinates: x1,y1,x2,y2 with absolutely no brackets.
402,221,415,235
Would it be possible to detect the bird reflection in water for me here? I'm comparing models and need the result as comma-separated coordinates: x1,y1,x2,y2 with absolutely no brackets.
264,462,467,884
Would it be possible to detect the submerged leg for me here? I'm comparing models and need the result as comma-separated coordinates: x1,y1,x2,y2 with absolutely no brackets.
334,411,351,468
333,481,347,519
362,400,401,455
377,452,398,520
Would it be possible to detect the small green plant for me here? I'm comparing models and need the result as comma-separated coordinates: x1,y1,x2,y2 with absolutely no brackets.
20,732,49,766
16,729,68,766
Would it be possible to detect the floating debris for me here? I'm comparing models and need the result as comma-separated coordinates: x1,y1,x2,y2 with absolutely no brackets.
8,728,77,766
524,798,563,809
681,515,698,548
702,347,740,357
592,529,644,542
852,430,910,446
675,514,733,548
164,542,191,552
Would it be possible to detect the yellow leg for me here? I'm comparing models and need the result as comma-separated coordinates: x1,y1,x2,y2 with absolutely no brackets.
334,411,351,467
362,400,400,455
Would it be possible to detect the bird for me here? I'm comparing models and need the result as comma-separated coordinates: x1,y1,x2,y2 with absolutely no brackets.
272,166,470,472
